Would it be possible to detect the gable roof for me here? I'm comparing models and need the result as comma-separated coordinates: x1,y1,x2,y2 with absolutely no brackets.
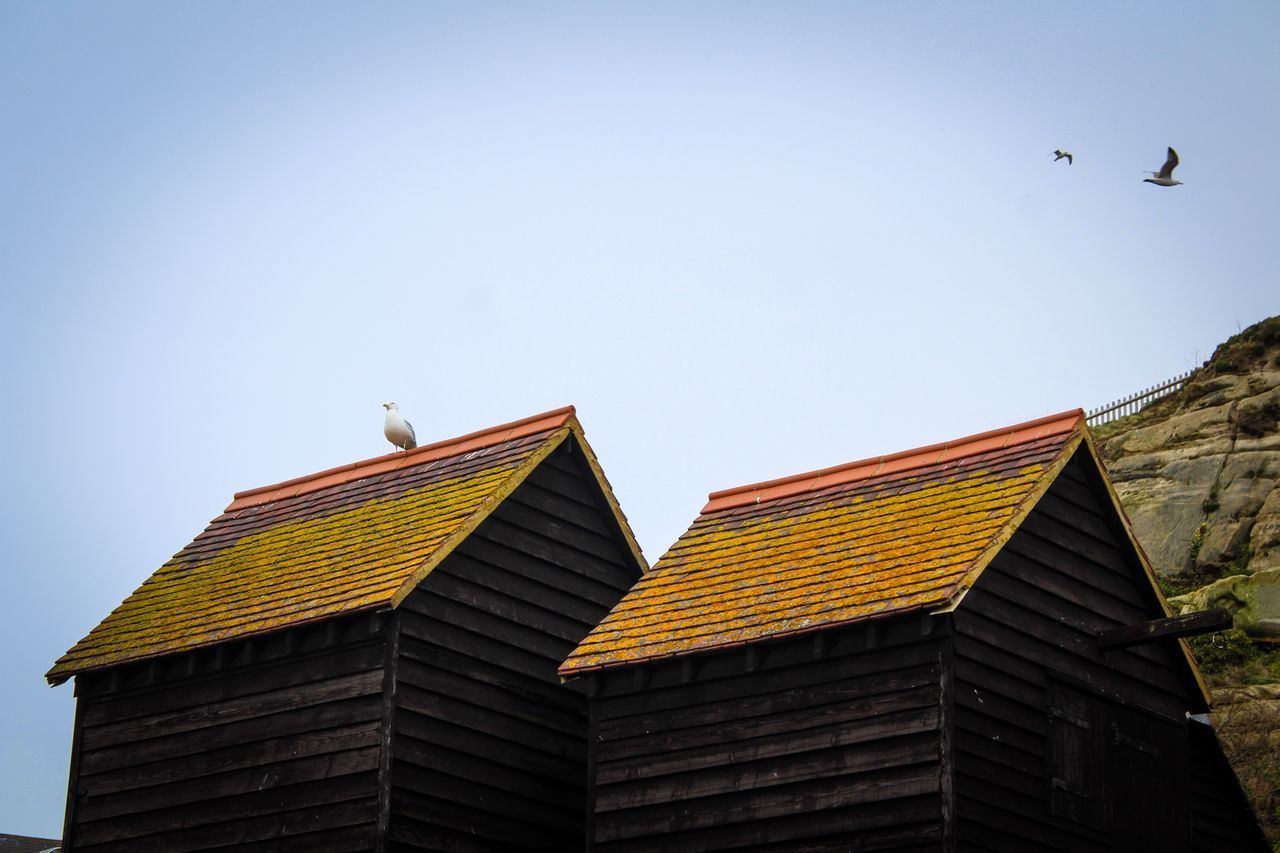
49,406,645,685
0,836,61,853
561,410,1095,677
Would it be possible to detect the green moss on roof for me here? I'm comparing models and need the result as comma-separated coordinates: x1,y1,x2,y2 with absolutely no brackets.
48,427,570,682
561,430,1082,676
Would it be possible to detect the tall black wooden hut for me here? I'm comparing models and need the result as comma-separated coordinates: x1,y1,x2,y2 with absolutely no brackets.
48,406,647,853
560,410,1267,852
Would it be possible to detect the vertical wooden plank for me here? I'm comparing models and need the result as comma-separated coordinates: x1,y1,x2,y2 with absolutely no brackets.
374,613,401,853
938,634,956,853
61,684,86,851
585,686,600,853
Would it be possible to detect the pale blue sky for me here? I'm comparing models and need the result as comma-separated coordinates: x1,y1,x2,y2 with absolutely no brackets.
2,1,1277,837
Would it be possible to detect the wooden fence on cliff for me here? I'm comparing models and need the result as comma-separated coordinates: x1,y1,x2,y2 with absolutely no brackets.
1086,370,1195,426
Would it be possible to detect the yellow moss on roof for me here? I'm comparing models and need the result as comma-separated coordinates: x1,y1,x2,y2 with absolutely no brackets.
562,433,1081,675
49,428,570,682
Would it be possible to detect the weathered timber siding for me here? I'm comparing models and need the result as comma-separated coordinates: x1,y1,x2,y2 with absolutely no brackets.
951,449,1201,852
387,440,641,852
1187,720,1270,852
589,621,948,853
65,614,387,853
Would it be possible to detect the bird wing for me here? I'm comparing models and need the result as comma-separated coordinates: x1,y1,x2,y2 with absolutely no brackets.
1065,153,1073,164
404,420,416,443
1158,147,1178,179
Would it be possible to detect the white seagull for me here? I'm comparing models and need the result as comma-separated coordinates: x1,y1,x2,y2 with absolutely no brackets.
382,402,417,451
1051,149,1073,165
1144,147,1183,186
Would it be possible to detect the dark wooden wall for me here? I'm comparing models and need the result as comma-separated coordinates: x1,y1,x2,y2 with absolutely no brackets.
60,436,641,853
949,449,1252,852
386,438,642,852
1187,719,1270,852
587,617,949,853
64,613,389,853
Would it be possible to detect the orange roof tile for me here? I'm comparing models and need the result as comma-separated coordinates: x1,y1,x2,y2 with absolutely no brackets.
49,406,637,685
560,410,1087,676
225,406,580,511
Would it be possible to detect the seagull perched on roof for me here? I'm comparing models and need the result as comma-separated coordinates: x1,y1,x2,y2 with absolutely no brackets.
1143,146,1183,186
382,402,417,451
1051,149,1073,165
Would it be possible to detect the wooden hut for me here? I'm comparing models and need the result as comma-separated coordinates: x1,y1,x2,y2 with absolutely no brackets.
560,410,1267,852
48,406,647,853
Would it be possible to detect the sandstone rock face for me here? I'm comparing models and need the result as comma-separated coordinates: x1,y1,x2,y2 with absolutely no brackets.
1099,368,1280,581
1095,318,1280,641
1102,320,1280,846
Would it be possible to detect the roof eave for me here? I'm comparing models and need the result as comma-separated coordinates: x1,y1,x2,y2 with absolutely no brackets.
46,601,396,686
559,602,938,680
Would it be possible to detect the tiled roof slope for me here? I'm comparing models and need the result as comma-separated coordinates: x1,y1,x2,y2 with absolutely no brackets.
50,407,642,684
0,835,61,853
561,411,1086,676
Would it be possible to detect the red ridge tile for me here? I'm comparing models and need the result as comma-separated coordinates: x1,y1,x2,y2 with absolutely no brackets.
561,410,1085,678
702,409,1083,513
226,406,576,511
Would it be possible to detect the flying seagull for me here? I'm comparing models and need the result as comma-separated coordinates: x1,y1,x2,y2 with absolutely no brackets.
1051,149,1073,165
1144,147,1183,186
382,402,417,451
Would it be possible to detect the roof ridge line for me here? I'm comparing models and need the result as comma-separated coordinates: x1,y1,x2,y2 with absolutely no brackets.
226,405,576,512
701,409,1085,514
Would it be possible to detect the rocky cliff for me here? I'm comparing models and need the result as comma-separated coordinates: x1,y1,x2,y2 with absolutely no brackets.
1094,316,1280,846
1096,316,1280,641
